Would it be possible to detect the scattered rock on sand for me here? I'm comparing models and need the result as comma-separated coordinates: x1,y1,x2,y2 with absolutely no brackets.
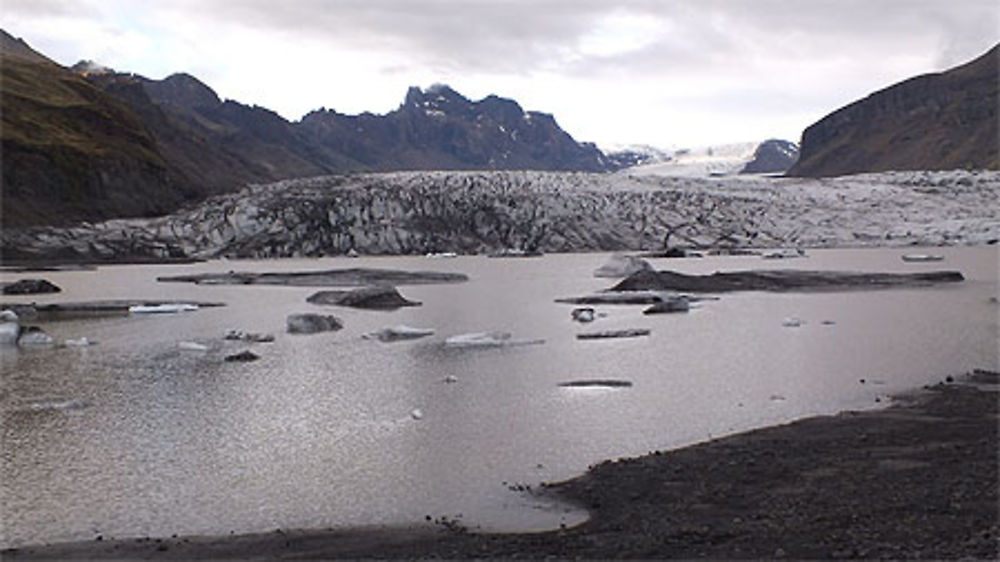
306,286,421,310
1,279,61,295
286,313,343,334
224,350,260,362
594,254,653,278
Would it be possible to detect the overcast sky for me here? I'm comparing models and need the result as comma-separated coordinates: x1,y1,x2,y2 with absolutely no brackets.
3,0,997,149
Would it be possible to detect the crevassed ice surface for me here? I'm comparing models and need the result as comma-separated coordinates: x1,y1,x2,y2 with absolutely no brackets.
1,247,997,547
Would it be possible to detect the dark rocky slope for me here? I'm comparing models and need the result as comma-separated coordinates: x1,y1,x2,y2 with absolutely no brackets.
788,44,999,177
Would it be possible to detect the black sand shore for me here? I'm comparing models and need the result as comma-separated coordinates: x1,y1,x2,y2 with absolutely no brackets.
4,373,997,560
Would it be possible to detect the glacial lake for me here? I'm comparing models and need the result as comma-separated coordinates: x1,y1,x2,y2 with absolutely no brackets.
1,247,997,548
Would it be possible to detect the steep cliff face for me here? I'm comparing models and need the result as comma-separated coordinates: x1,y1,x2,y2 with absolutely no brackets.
788,44,999,177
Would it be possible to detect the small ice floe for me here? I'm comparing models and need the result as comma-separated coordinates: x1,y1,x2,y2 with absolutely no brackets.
363,325,435,342
64,337,91,347
178,341,209,352
593,254,653,278
224,330,275,343
0,310,21,345
570,307,596,323
410,408,424,420
18,326,54,347
576,328,650,340
762,248,807,259
444,332,544,348
781,317,804,328
28,398,87,411
129,303,199,314
901,253,944,262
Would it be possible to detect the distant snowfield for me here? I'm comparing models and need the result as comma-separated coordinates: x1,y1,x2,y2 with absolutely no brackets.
3,169,999,260
628,142,759,178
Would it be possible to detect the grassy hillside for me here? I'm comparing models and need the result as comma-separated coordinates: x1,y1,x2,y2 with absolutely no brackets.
1,55,186,227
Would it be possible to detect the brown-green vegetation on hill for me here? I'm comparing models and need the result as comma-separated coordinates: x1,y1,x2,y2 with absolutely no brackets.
0,53,187,227
788,44,999,177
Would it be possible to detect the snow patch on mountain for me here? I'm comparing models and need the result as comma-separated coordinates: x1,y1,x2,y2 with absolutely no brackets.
628,142,759,178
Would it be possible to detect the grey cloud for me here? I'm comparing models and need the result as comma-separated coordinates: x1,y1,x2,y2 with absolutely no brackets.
1,0,91,18
181,0,997,79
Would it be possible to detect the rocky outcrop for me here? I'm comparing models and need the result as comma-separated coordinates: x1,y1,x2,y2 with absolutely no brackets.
306,286,421,310
558,380,633,388
611,269,965,293
642,296,691,314
788,44,999,177
157,268,467,286
1,279,61,295
576,328,651,340
740,140,799,174
0,300,224,320
223,350,260,362
286,313,343,334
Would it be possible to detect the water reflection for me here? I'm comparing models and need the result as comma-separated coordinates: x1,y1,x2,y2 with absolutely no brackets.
1,247,996,546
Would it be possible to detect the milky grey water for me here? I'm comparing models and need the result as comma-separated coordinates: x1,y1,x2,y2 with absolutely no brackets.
1,248,997,547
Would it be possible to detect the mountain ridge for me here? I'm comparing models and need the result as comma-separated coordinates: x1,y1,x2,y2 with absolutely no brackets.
1,32,615,228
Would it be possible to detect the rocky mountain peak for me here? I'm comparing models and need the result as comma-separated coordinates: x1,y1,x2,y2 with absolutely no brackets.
740,139,800,174
141,72,221,109
69,59,115,75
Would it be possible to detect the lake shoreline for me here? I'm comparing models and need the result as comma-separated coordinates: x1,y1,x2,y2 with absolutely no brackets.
6,371,996,560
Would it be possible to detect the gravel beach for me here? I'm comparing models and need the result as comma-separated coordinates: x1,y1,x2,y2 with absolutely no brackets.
4,372,997,560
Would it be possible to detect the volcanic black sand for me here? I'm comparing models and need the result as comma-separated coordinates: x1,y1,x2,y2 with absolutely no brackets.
4,372,997,560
